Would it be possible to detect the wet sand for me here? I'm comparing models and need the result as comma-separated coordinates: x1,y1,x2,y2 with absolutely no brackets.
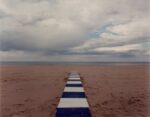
0,64,150,117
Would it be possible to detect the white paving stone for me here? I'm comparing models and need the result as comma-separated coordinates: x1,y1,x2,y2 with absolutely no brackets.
67,81,82,84
64,87,84,92
58,98,89,108
69,77,80,80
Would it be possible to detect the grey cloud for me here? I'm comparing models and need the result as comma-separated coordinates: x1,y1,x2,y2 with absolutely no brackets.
0,0,149,61
0,9,10,19
0,32,35,51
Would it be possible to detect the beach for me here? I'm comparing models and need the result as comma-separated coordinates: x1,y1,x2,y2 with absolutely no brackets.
0,64,150,117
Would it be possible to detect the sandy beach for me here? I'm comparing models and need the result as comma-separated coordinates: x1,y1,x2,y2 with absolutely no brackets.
0,64,150,117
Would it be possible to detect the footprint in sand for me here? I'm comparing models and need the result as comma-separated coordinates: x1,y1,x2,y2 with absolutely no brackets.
128,97,141,105
13,104,24,107
102,101,108,105
24,98,34,103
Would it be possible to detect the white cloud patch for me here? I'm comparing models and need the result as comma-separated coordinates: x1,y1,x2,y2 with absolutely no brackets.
94,44,141,52
0,0,149,61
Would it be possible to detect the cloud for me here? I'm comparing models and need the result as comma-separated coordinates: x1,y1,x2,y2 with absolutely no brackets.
0,0,149,61
71,17,150,58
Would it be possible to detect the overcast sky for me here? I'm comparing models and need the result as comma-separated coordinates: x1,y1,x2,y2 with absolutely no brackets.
0,0,150,62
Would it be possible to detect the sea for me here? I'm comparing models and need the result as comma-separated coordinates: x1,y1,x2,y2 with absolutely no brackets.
0,61,150,65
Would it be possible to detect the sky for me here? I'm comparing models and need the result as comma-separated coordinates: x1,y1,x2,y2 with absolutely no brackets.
0,0,150,62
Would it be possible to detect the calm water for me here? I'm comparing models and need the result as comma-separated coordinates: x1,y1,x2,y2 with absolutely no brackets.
0,61,150,65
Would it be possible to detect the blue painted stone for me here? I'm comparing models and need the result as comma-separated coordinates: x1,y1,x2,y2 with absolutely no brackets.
68,79,81,81
66,84,82,87
56,108,92,117
62,92,86,98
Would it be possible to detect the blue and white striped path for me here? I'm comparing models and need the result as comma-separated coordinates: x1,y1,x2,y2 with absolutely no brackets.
55,72,92,117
